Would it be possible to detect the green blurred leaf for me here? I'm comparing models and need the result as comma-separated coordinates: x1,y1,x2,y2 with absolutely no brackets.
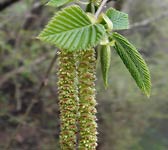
113,32,151,96
38,5,106,51
47,0,74,7
106,8,129,30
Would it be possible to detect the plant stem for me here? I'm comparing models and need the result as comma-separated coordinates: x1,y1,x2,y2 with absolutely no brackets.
95,0,108,18
78,49,97,150
57,50,78,149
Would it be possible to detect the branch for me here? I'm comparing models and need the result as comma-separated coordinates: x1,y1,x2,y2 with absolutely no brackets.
95,0,108,18
0,0,20,12
4,51,58,150
0,53,53,86
23,2,43,30
129,11,168,29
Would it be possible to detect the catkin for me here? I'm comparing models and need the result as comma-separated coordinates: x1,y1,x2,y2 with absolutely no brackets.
100,45,111,87
57,50,78,150
78,49,98,150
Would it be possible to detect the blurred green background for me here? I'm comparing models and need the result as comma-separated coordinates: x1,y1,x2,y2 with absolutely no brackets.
0,0,168,149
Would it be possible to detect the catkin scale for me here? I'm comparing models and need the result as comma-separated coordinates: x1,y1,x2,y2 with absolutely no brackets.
100,45,111,87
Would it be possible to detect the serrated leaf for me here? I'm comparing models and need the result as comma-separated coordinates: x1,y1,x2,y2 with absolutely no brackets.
38,5,106,51
100,45,111,88
112,32,151,96
106,8,129,30
47,0,74,7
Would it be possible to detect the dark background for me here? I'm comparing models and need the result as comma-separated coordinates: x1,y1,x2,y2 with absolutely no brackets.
0,0,168,149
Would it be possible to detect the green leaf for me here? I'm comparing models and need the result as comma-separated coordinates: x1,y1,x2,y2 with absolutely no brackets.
38,5,106,51
100,45,111,88
112,32,151,96
106,8,129,30
47,0,74,7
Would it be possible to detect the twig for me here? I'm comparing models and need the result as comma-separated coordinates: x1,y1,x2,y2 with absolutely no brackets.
95,0,108,18
23,2,43,30
4,51,58,150
0,54,52,86
13,33,22,111
129,11,168,29
0,0,20,12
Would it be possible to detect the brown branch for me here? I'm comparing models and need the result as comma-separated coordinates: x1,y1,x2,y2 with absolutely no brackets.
0,0,20,12
4,51,58,150
129,11,168,29
23,2,43,30
0,54,51,86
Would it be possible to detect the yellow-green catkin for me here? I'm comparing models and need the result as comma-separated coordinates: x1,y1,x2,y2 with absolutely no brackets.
78,49,98,150
57,50,78,150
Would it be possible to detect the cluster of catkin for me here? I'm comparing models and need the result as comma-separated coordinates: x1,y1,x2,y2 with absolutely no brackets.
57,49,97,150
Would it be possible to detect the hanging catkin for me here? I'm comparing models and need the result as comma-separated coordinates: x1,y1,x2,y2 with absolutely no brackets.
57,50,78,150
78,49,98,150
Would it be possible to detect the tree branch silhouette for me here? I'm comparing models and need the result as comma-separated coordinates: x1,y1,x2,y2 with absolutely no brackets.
0,0,20,12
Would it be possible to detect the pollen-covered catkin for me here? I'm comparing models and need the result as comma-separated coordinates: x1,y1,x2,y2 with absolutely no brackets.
57,50,78,150
78,49,98,150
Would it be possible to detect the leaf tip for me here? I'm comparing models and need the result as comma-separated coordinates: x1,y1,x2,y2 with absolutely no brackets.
45,2,50,6
147,94,151,98
145,88,151,98
36,34,42,41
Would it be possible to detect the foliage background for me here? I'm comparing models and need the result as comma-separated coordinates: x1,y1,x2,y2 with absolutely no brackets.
0,0,168,149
